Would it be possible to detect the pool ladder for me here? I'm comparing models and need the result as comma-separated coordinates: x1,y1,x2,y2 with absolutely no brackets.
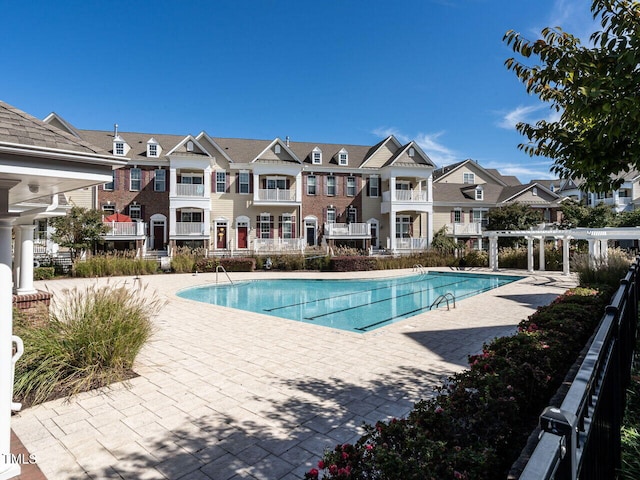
430,292,456,311
413,264,426,273
216,265,234,285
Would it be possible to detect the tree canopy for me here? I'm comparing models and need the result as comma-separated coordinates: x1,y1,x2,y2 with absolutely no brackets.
504,0,640,192
49,207,109,259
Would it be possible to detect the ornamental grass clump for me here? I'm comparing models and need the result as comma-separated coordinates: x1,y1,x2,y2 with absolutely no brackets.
305,287,610,480
571,248,633,288
13,282,163,406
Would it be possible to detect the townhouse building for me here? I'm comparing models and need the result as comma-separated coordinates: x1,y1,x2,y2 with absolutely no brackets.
432,159,563,249
44,114,436,256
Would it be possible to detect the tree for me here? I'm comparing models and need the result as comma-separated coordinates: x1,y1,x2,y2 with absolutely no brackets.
560,198,616,228
50,207,109,260
504,0,640,192
486,203,543,247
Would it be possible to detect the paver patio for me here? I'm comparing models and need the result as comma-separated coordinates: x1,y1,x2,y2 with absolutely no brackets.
10,268,577,479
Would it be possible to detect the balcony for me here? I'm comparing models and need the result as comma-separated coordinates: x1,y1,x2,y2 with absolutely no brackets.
382,190,428,202
254,238,305,252
175,222,206,236
381,189,431,214
104,221,146,238
324,223,371,239
395,237,429,251
445,222,483,236
255,188,297,203
176,183,205,197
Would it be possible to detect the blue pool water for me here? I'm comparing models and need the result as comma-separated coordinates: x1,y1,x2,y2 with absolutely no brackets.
177,271,522,332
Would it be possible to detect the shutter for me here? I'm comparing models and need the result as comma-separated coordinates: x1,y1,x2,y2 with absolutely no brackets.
270,215,274,239
249,174,253,193
291,216,296,238
262,179,267,189
451,211,454,222
226,172,230,193
236,173,240,194
367,177,371,197
278,216,283,238
140,205,145,222
286,179,290,189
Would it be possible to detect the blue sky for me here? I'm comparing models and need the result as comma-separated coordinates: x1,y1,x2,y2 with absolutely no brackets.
1,0,596,182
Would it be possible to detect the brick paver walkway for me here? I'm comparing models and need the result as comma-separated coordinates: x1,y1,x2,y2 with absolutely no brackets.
10,269,576,479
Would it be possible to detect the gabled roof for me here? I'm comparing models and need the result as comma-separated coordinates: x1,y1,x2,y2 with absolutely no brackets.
195,131,234,164
382,141,435,168
252,138,302,164
75,129,185,160
360,135,403,168
0,102,106,155
42,112,81,138
433,159,509,186
498,182,561,204
166,135,212,157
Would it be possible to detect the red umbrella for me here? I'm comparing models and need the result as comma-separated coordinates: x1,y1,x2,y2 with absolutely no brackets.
104,212,133,223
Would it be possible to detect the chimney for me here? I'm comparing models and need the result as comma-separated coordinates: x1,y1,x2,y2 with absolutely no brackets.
285,136,290,147
114,123,119,137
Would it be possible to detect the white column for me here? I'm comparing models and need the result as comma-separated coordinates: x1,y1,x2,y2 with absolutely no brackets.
538,237,545,272
389,211,397,252
12,227,21,293
17,225,36,295
169,168,177,196
0,220,20,479
489,236,499,271
600,240,608,261
563,237,570,275
527,236,534,273
169,208,177,236
427,209,433,246
253,173,260,203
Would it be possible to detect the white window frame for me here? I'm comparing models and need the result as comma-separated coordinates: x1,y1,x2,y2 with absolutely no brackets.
312,148,322,165
216,171,226,193
475,186,483,201
326,207,336,224
347,206,357,223
181,210,203,223
259,213,272,239
129,204,141,220
369,176,379,197
473,209,488,226
130,168,142,191
266,176,287,190
104,171,115,191
307,175,316,195
274,144,281,154
396,215,412,238
238,171,250,194
115,142,125,156
281,214,293,239
453,209,462,223
148,143,158,158
102,204,116,215
346,176,356,197
338,149,348,166
326,176,336,196
154,169,166,192
463,172,475,184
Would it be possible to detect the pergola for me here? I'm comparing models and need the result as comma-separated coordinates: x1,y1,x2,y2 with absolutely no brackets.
0,102,125,480
484,227,640,275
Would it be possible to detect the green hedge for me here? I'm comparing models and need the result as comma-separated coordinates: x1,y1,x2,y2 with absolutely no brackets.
330,256,378,272
33,267,55,280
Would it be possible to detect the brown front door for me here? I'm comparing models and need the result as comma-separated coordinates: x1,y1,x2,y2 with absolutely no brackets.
217,226,227,249
153,224,164,250
237,226,248,249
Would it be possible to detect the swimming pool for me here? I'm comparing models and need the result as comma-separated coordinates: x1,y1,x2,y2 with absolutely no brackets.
177,271,522,332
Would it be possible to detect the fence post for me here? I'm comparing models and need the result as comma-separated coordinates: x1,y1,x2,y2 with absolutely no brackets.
539,407,578,479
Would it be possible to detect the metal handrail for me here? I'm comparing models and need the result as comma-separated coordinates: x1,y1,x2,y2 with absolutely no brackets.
430,292,456,310
215,265,234,285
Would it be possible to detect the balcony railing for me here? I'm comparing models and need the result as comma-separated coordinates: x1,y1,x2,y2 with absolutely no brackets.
257,188,296,202
104,221,146,237
395,237,428,250
254,237,305,252
382,190,428,202
324,223,371,238
445,222,483,236
176,183,205,197
175,222,205,235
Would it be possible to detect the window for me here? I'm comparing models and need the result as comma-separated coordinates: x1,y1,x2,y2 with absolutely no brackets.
266,177,287,190
326,207,336,224
280,214,293,239
102,204,116,215
307,175,317,195
408,147,415,157
369,176,379,197
453,210,462,223
274,144,281,154
129,204,141,220
258,214,273,239
338,149,348,166
148,143,158,157
104,171,115,191
154,169,166,192
473,210,488,227
532,187,538,196
181,211,202,222
115,142,124,156
216,171,226,193
238,172,250,194
130,168,141,191
312,149,322,164
327,176,336,196
475,186,483,201
346,177,356,196
36,220,47,241
396,216,412,238
347,207,357,223
463,172,475,184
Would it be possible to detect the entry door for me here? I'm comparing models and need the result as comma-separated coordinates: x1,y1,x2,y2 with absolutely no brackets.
153,224,164,250
216,226,227,249
370,224,378,248
306,223,316,246
237,226,248,249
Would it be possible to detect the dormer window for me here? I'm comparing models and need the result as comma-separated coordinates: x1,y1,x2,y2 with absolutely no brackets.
338,148,348,166
312,147,322,165
147,138,160,157
275,144,281,154
113,134,128,156
475,185,483,201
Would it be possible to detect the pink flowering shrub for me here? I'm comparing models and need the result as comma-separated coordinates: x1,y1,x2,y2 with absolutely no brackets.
306,287,610,480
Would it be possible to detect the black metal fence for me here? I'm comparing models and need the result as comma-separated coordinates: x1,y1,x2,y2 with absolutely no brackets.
516,258,639,479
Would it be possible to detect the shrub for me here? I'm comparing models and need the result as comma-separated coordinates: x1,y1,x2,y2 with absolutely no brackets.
571,248,633,288
13,282,163,406
220,257,255,272
255,254,306,271
330,256,377,272
306,287,610,480
171,247,205,273
375,250,457,270
462,250,488,267
33,267,55,280
72,253,159,277
498,245,564,271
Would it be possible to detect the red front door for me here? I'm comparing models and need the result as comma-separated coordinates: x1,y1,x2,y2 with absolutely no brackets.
238,226,248,249
216,226,227,249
